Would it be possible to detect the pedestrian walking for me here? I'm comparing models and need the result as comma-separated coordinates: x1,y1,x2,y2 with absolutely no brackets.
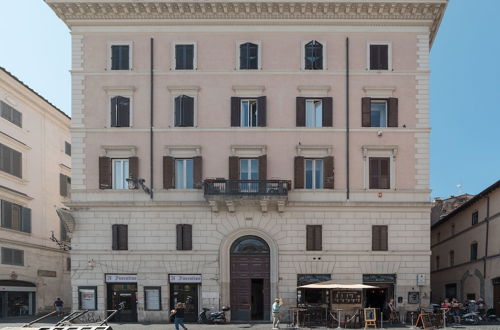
54,298,64,316
272,298,282,329
171,302,188,330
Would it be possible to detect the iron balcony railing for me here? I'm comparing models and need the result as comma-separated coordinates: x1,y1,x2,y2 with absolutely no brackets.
204,179,289,196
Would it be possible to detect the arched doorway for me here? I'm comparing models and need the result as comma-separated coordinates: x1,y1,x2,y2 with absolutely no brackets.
230,235,270,321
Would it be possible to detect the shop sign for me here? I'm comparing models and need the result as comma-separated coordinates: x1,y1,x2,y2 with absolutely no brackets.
105,274,138,283
297,274,331,286
492,277,500,286
169,274,202,283
362,274,397,283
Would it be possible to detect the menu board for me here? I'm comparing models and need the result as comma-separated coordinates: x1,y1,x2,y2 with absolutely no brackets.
79,288,96,310
332,291,361,304
145,288,161,310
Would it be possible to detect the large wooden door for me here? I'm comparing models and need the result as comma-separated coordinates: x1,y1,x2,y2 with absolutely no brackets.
230,236,270,321
494,284,500,314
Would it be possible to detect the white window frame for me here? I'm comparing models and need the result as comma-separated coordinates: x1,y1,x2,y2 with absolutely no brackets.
107,42,133,71
304,158,324,190
175,158,194,190
240,99,258,127
112,158,129,190
167,86,200,127
301,40,327,70
370,99,388,128
172,42,197,70
104,87,135,128
305,99,323,128
236,41,262,70
367,42,392,71
362,146,398,190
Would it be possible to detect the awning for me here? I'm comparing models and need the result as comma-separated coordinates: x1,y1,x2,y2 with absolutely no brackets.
298,280,378,289
56,208,75,233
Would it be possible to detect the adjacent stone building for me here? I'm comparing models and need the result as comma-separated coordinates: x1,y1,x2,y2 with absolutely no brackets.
431,180,500,312
47,0,447,322
0,67,71,317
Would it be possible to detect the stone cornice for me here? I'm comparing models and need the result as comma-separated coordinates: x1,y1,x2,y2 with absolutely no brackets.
46,1,447,45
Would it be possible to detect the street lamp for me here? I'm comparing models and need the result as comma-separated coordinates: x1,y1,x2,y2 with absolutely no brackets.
125,177,152,196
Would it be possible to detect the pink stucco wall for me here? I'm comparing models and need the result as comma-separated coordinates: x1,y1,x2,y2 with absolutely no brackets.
79,31,423,191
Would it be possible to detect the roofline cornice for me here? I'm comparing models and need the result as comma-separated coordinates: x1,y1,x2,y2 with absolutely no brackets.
45,1,448,46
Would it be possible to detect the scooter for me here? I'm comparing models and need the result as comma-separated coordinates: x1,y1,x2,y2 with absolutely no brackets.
461,310,482,325
198,306,230,324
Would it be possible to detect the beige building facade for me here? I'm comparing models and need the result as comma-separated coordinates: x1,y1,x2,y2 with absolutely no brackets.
431,180,500,313
0,67,71,317
47,0,446,323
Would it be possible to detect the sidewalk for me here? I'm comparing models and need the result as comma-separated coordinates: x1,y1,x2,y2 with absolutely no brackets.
2,320,500,330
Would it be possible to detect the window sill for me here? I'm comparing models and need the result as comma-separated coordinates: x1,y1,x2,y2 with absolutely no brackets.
109,69,133,72
0,171,28,185
0,227,31,236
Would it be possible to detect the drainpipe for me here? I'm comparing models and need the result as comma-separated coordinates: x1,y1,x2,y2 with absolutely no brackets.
484,196,490,278
345,37,350,200
150,38,154,199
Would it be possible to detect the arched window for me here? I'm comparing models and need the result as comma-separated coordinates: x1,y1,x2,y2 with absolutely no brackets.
305,41,323,70
230,235,269,255
240,42,259,70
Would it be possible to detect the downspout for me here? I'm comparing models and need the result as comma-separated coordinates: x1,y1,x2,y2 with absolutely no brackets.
484,196,490,278
150,38,154,199
345,37,350,200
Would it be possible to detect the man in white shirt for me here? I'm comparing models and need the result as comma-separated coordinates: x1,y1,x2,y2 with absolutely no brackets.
272,298,281,329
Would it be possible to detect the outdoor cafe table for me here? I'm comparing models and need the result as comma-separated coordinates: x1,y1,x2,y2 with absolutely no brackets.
288,307,307,328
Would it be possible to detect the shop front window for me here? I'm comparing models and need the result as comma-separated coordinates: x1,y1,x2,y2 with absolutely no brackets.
296,274,331,306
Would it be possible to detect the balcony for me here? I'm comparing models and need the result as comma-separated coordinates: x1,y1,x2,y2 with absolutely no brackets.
203,179,289,213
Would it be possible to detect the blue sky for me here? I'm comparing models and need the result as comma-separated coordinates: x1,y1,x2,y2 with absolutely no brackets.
0,0,498,198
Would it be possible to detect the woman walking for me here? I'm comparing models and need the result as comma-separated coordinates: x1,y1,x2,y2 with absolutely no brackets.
171,302,188,330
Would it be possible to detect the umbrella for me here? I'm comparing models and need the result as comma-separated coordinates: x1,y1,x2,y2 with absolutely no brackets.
298,280,378,289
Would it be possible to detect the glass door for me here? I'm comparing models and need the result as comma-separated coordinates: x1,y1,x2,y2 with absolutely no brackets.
170,283,198,322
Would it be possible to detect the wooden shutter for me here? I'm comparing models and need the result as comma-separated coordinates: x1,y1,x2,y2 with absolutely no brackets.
296,97,306,127
183,96,194,127
258,154,267,180
229,156,239,180
323,156,334,189
257,96,266,127
380,225,388,251
306,225,314,251
183,224,193,250
322,97,333,127
99,157,112,189
186,45,194,69
163,156,175,189
294,156,305,189
60,174,67,196
174,96,182,127
1,200,12,228
12,149,22,178
380,157,390,189
193,156,203,189
112,224,119,250
362,97,371,127
239,43,247,69
387,97,398,127
176,224,183,250
369,157,379,189
379,45,388,70
111,46,120,70
249,43,258,69
21,207,31,234
118,225,128,250
372,225,388,251
231,97,241,127
314,225,322,251
129,156,139,188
